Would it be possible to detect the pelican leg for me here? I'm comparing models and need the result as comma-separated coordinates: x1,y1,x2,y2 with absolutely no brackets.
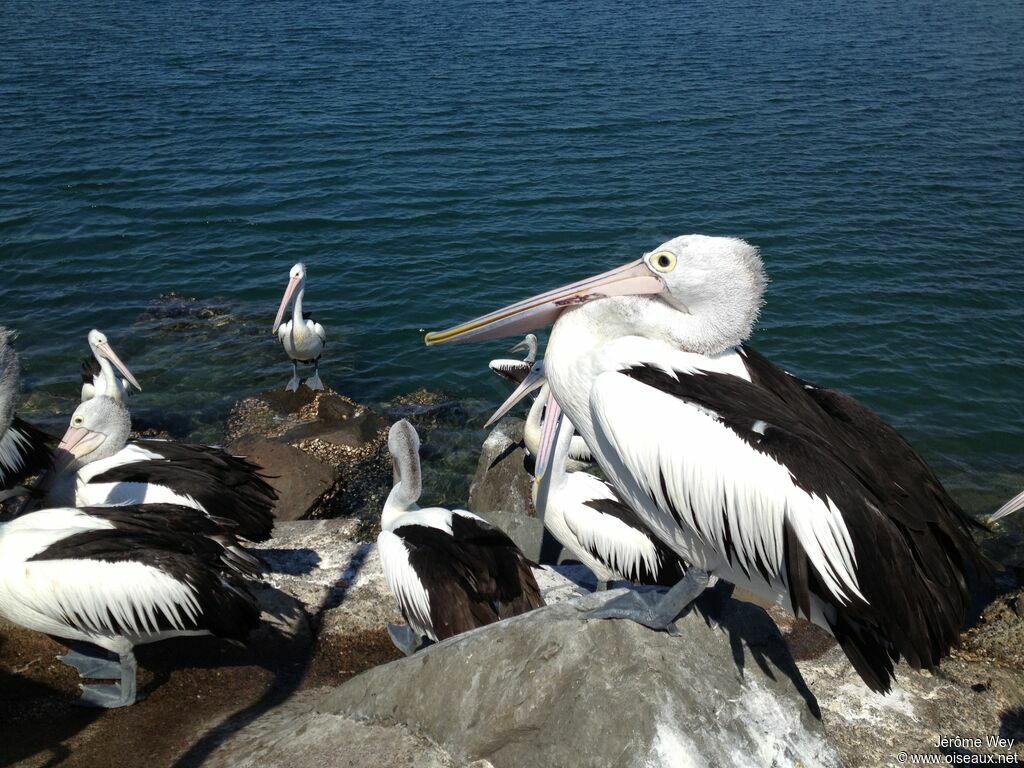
575,568,710,633
285,361,300,392
58,644,123,679
306,357,324,391
76,651,139,708
387,623,424,657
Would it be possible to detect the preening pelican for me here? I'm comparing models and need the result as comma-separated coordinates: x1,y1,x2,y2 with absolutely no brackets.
0,328,53,498
44,337,276,542
0,503,261,707
491,379,685,590
485,359,591,465
272,262,326,392
488,334,538,385
427,234,991,693
378,420,545,655
80,329,141,402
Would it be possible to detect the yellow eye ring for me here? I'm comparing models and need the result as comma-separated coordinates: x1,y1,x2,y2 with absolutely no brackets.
650,251,677,273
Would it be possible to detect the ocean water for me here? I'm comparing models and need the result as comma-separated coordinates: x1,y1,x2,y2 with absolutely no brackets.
2,0,1023,513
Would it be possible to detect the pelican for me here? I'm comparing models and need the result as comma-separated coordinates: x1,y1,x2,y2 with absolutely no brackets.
485,359,591,465
79,329,141,402
426,234,992,693
378,419,545,656
0,503,261,707
272,262,326,392
43,337,276,542
0,327,53,498
488,334,538,385
490,379,687,590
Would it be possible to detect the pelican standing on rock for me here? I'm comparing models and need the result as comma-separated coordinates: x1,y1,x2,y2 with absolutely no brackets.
378,419,545,656
0,328,53,498
0,503,262,707
427,234,992,693
272,262,326,392
80,329,141,402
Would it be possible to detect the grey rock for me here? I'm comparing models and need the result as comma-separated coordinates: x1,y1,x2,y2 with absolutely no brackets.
468,418,535,521
208,591,841,768
228,435,338,521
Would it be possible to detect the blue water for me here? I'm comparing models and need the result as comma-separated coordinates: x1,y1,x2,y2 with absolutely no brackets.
2,0,1023,512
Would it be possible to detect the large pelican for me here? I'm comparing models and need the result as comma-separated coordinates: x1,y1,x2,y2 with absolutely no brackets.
426,234,992,693
0,328,53,498
43,334,276,542
0,503,261,707
378,420,545,655
272,262,326,392
529,390,688,589
79,329,142,402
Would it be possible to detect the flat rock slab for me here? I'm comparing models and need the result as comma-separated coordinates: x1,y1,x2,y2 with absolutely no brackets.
208,592,840,768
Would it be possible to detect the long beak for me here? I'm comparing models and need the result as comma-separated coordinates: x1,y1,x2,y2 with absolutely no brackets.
484,362,546,428
52,426,107,473
531,393,565,523
94,340,141,391
425,259,665,345
509,337,532,354
990,490,1024,522
273,276,301,333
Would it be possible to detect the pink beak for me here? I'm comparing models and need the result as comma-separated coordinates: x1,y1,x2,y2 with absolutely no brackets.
52,425,106,473
424,258,665,346
94,340,141,392
273,276,302,333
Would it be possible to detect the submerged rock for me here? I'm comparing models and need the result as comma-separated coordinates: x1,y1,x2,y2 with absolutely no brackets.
207,589,840,768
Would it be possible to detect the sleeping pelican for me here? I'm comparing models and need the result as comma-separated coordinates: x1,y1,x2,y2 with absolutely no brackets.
272,262,326,392
426,234,992,693
0,503,261,707
43,337,276,542
490,379,686,590
80,329,141,402
0,327,53,498
488,334,538,385
378,419,545,656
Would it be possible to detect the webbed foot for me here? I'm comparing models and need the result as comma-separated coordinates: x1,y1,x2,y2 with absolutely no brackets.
58,646,121,679
285,376,301,392
575,569,709,633
387,623,425,657
305,373,324,391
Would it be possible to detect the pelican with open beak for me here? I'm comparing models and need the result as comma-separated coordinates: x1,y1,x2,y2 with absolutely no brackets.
272,262,326,392
426,235,993,695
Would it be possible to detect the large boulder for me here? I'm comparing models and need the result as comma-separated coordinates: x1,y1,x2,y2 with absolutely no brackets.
206,590,840,768
468,417,535,520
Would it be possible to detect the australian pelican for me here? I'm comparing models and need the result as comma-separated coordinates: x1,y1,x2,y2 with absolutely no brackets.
488,333,538,385
0,503,262,707
378,419,545,655
426,234,992,693
0,327,53,499
79,329,141,402
272,262,326,392
492,379,686,590
43,337,276,542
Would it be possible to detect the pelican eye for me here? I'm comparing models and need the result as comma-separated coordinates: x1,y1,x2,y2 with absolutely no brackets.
651,251,677,273
73,417,84,426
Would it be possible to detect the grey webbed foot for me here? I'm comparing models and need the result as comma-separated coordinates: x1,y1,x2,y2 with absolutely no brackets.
73,652,138,708
58,646,121,679
305,373,324,391
575,569,710,632
387,623,424,657
285,376,301,392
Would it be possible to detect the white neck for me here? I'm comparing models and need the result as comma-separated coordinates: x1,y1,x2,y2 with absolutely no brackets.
382,446,422,530
292,278,306,326
523,383,548,456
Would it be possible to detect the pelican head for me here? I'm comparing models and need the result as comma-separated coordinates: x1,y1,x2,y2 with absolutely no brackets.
272,262,307,333
426,235,766,356
53,395,131,472
88,329,142,395
510,333,539,363
484,359,546,428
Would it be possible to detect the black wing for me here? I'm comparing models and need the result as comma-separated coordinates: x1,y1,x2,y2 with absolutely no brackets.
394,513,545,640
621,345,990,692
0,416,54,490
89,440,277,542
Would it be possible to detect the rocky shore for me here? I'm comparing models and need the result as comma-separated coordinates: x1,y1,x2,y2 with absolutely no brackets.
2,384,1023,768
